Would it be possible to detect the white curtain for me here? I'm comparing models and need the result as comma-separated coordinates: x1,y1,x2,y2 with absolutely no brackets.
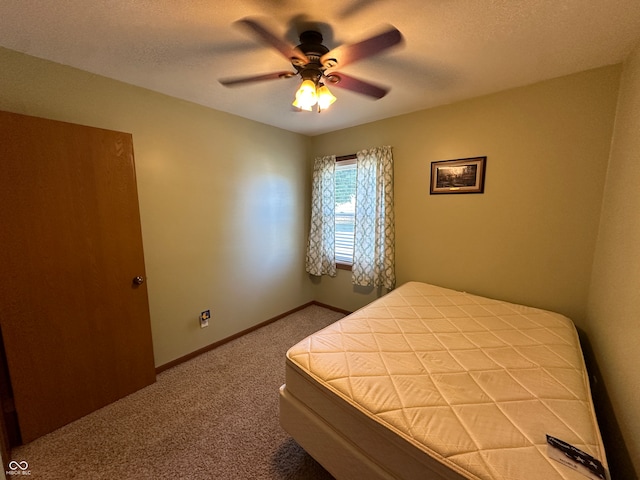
305,155,337,277
352,146,396,290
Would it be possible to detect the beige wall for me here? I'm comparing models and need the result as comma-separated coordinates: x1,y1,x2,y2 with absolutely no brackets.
0,47,313,367
588,42,640,474
310,66,621,327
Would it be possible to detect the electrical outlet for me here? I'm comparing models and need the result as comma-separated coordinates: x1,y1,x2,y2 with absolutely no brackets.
199,310,210,328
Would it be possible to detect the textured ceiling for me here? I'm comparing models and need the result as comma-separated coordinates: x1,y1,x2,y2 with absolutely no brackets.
1,0,640,136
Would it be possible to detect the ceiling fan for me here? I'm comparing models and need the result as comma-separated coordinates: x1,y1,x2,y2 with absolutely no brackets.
219,18,403,112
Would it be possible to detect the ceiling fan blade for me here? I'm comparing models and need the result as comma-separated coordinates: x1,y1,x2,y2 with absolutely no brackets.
219,71,296,87
321,26,403,68
325,72,389,99
236,18,308,65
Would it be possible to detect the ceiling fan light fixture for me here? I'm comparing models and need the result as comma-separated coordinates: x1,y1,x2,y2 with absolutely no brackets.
292,79,318,111
292,96,313,111
317,84,336,111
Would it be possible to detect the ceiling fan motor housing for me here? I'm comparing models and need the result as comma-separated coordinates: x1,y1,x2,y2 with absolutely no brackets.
293,30,337,83
297,30,328,57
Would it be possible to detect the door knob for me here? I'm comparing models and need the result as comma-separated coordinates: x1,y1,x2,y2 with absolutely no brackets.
133,276,145,285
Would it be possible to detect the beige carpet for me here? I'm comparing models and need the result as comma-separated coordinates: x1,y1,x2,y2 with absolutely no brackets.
11,305,344,479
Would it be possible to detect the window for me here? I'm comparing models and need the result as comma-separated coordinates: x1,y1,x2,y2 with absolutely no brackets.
334,157,356,266
306,147,395,289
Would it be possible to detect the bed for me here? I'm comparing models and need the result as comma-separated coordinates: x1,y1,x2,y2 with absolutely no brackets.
279,281,608,480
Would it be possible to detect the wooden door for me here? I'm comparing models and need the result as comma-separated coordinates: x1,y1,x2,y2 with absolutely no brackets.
0,111,156,444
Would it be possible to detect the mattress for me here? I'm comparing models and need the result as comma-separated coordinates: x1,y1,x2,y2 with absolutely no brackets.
280,281,608,480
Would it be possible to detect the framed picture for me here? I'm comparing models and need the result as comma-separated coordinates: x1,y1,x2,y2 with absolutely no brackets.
430,156,486,194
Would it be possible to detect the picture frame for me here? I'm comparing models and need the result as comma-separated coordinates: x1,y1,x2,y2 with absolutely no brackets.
430,156,486,194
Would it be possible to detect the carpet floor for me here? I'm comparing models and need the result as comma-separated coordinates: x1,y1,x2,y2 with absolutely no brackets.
11,305,344,479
